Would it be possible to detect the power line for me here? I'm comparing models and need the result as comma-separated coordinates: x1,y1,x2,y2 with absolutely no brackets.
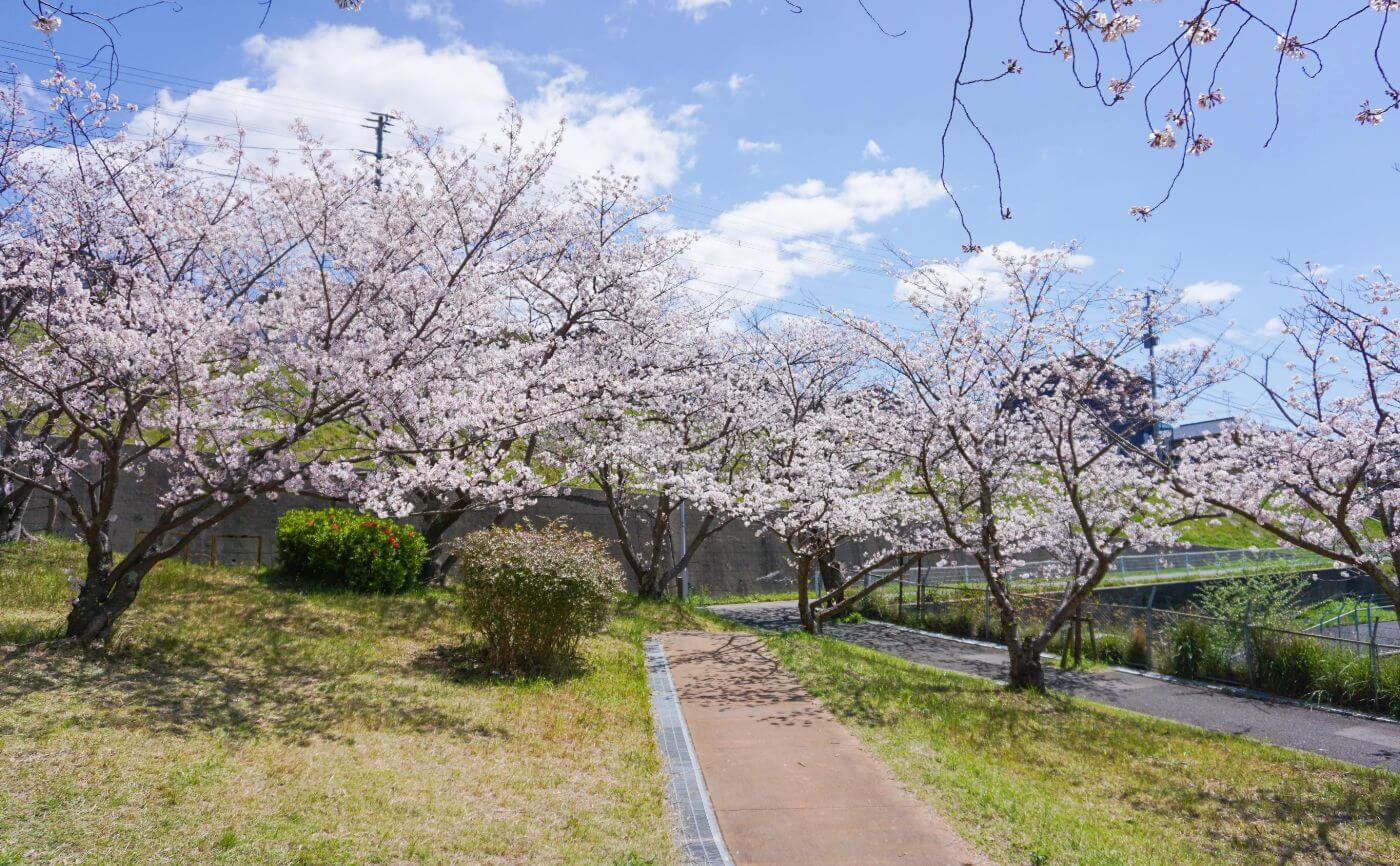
0,39,371,124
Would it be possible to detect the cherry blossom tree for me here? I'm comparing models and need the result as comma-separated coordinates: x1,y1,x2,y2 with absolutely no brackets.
354,172,696,583
845,246,1220,688
0,73,113,544
555,311,755,598
0,91,557,644
717,316,938,633
1,76,46,543
1174,263,1400,612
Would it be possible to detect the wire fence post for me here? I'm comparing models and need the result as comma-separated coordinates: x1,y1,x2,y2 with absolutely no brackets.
897,554,905,619
1144,585,1157,671
1370,618,1381,705
1243,601,1256,689
916,555,925,622
983,586,991,640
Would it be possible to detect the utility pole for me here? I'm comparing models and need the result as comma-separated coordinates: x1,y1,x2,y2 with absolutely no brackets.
360,112,394,190
1142,290,1167,459
678,500,690,602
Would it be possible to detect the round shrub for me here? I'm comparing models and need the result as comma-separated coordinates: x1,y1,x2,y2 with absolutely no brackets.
275,507,427,593
453,525,624,673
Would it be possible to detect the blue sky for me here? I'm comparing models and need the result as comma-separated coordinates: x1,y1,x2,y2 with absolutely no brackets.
4,0,1395,422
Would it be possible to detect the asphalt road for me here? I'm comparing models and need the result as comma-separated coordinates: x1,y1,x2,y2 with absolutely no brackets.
711,601,1400,773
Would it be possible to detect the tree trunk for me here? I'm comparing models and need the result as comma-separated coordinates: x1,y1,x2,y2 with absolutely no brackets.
817,548,844,607
0,485,33,544
419,511,462,585
63,522,145,646
1006,637,1045,690
796,557,815,633
636,565,665,599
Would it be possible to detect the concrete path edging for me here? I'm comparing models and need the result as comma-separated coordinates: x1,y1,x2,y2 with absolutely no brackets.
644,638,735,866
657,630,987,866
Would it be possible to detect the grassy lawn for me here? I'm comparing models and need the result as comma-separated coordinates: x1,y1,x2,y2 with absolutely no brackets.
693,590,799,606
0,535,718,866
766,631,1400,866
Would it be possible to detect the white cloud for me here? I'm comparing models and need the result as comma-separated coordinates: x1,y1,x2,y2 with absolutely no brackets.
839,168,942,221
404,1,461,33
132,25,692,192
682,167,944,303
1182,280,1243,304
692,72,749,97
737,137,780,153
862,138,886,160
895,242,1094,302
1161,335,1212,352
676,0,731,21
1258,316,1287,336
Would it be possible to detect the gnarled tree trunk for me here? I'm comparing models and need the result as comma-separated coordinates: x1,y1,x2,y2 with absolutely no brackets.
0,484,34,544
1006,636,1045,690
63,521,146,645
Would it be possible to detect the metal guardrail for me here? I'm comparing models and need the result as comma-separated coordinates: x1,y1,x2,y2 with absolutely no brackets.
857,547,1329,589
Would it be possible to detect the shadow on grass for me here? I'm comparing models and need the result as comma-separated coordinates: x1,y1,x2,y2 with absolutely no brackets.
0,638,508,744
253,566,439,599
411,641,588,686
0,580,503,745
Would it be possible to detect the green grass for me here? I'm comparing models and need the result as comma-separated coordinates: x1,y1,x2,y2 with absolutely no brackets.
1175,514,1288,549
693,590,799,606
765,631,1400,866
0,535,719,865
1298,597,1397,628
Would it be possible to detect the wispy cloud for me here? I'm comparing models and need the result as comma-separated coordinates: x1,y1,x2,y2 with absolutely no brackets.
675,0,731,21
737,137,781,153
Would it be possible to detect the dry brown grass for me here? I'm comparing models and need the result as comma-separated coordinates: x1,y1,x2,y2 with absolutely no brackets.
0,536,716,865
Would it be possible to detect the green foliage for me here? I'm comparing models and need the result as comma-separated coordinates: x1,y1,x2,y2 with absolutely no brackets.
1254,630,1400,715
1168,617,1231,680
1095,633,1129,665
275,508,427,594
454,525,625,673
1253,632,1326,699
1194,572,1305,625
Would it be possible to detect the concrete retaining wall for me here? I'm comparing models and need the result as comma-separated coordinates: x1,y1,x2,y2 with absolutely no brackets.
20,468,823,596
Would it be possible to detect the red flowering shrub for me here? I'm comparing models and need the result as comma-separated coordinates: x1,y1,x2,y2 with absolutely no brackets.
275,508,428,593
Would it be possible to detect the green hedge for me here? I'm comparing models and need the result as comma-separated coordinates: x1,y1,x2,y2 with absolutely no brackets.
275,507,427,593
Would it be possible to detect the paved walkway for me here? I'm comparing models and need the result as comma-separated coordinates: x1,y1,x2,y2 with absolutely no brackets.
657,631,986,866
711,602,1400,773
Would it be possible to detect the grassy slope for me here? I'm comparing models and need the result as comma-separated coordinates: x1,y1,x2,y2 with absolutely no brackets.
767,631,1400,866
1175,514,1287,549
0,536,717,866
